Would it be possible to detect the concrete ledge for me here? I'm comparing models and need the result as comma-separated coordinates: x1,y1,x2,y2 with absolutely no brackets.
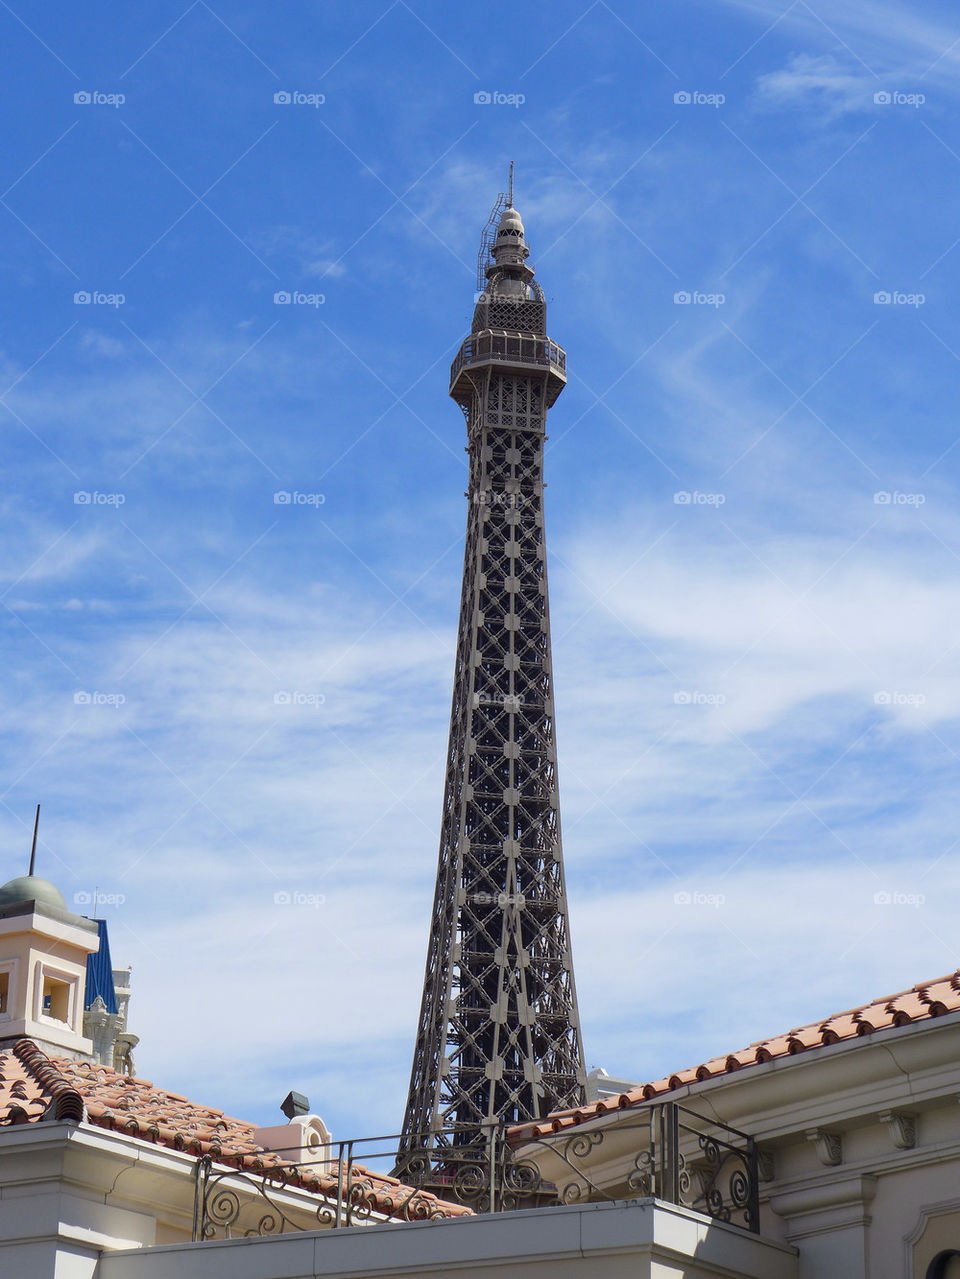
99,1198,798,1279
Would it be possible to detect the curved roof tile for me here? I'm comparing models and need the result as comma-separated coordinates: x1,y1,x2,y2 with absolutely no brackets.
510,968,960,1145
1,1040,468,1222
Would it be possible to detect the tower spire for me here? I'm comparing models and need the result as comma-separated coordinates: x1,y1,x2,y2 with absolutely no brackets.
398,192,585,1192
507,160,514,208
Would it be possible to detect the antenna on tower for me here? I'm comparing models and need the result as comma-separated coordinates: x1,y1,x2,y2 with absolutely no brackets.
28,804,39,877
475,172,511,292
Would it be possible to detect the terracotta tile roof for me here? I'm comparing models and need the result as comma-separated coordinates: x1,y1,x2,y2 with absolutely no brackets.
0,1040,469,1222
511,969,960,1145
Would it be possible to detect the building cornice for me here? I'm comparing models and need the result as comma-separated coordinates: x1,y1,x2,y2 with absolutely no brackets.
514,1015,960,1205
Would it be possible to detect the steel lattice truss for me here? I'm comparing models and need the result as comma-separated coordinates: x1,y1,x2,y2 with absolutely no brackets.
399,204,586,1169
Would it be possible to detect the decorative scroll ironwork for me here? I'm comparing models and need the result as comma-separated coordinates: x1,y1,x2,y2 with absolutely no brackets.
508,1102,760,1233
192,1131,469,1242
191,1106,759,1242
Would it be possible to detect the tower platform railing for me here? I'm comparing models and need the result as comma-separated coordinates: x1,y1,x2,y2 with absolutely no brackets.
450,329,567,390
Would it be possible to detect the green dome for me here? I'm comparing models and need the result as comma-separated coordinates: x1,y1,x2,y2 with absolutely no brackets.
0,875,68,911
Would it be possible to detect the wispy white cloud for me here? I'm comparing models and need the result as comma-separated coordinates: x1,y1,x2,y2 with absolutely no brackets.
573,853,959,1086
716,0,960,86
756,53,877,119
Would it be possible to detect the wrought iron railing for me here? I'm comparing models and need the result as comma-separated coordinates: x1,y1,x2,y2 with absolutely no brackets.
192,1128,511,1241
450,330,567,386
510,1102,760,1232
191,1104,759,1241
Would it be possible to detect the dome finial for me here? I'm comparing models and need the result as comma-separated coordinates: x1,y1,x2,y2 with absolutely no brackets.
28,803,39,877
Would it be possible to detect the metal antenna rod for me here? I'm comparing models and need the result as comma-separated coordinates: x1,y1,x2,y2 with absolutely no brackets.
28,804,40,877
507,160,514,207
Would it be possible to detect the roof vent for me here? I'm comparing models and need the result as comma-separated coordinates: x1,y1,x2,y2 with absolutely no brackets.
280,1090,309,1119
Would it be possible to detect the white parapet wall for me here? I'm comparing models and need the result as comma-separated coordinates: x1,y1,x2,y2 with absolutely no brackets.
97,1198,798,1279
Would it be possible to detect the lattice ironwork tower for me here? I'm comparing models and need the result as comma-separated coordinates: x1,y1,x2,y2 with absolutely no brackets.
399,194,586,1169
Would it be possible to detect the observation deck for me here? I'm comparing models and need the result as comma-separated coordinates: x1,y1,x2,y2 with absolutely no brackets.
450,329,567,407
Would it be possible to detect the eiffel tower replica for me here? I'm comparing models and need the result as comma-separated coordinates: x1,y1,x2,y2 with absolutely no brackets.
397,175,586,1201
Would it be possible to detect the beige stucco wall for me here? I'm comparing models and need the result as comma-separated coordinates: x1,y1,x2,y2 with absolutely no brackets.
0,908,99,1056
516,1013,960,1279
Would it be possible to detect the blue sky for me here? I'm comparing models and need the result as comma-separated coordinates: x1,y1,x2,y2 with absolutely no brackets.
3,0,960,1140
